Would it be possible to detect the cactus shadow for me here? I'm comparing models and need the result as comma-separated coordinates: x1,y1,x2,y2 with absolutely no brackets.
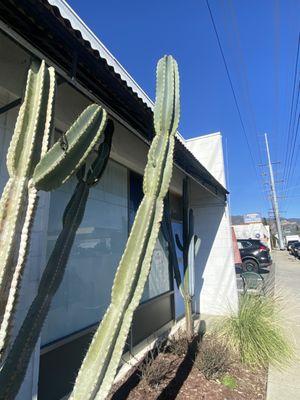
155,334,201,400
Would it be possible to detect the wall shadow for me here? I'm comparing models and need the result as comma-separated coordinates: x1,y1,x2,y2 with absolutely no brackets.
192,201,226,314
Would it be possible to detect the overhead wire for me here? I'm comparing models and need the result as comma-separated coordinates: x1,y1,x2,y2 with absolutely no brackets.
282,34,300,191
205,0,269,209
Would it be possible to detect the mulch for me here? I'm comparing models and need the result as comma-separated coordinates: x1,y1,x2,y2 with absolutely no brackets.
109,344,267,400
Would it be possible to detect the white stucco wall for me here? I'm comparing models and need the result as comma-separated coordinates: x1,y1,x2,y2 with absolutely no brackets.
186,132,226,187
187,132,238,315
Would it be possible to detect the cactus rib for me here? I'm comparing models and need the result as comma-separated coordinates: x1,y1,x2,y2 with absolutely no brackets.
71,55,179,400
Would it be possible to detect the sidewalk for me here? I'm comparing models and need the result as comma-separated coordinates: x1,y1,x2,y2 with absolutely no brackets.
267,251,300,399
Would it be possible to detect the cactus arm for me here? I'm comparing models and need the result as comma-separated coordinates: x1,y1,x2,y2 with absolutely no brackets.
33,105,107,191
0,61,55,359
0,181,89,400
162,197,183,294
6,61,55,178
175,233,184,252
86,120,114,186
0,121,114,400
195,236,201,256
71,55,179,400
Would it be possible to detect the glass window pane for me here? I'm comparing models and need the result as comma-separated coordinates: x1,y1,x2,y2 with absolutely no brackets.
129,171,171,303
41,160,128,345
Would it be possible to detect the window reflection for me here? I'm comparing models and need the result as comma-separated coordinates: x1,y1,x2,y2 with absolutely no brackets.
41,160,128,345
129,171,171,303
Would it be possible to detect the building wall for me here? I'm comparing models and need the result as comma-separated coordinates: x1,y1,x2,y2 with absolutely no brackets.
187,133,238,316
186,132,226,187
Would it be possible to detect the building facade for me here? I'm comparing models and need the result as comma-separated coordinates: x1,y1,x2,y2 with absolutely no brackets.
0,1,238,398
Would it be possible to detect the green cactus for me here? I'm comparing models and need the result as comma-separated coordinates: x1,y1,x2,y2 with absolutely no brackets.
0,60,108,361
173,178,201,338
70,55,180,400
0,121,114,400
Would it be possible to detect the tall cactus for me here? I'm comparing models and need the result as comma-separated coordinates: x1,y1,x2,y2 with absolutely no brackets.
174,178,200,338
70,55,180,400
0,121,114,400
0,60,108,361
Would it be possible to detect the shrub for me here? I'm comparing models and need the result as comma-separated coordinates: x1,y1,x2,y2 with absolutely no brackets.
216,293,294,369
167,329,190,357
138,341,173,389
194,335,231,380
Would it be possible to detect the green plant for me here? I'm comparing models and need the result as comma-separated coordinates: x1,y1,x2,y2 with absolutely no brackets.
220,374,237,389
0,122,113,400
162,179,200,339
70,55,180,400
216,293,294,368
0,60,107,361
194,335,231,380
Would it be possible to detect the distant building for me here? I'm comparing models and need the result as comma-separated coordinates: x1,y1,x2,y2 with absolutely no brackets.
233,223,271,249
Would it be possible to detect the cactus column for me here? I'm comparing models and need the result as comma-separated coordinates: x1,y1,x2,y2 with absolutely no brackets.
162,178,200,339
70,55,180,400
0,60,108,361
0,121,114,400
175,178,201,339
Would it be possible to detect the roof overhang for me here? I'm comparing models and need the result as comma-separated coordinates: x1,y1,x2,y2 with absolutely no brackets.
0,0,228,197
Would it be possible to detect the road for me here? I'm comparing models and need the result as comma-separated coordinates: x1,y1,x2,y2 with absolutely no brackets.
267,250,300,399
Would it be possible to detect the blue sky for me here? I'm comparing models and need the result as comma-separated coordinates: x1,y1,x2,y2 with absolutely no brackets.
68,0,300,218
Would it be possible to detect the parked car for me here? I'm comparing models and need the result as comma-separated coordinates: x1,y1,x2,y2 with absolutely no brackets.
237,239,272,273
295,247,300,258
289,241,300,257
287,240,299,252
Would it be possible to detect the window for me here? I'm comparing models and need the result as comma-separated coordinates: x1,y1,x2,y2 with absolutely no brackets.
241,240,252,248
129,171,171,303
41,160,128,345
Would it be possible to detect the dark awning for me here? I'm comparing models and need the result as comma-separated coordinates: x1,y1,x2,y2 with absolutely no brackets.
0,0,228,197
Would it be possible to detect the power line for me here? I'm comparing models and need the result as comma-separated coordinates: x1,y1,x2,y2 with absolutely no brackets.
226,0,265,167
282,34,300,187
205,0,268,207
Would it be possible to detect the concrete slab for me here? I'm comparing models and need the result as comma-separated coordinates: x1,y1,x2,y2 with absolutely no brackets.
266,251,300,400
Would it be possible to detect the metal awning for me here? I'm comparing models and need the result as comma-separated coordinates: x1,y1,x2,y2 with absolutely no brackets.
0,0,228,197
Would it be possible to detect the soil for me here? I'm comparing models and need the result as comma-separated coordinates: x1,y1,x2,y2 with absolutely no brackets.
109,340,267,400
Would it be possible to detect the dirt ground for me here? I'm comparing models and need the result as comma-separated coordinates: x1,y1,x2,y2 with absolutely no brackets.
109,347,267,400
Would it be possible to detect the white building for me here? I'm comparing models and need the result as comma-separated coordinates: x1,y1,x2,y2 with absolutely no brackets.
0,1,238,398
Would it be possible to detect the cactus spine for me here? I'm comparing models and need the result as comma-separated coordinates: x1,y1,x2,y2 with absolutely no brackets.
0,121,114,400
70,55,180,400
174,178,200,339
0,60,108,361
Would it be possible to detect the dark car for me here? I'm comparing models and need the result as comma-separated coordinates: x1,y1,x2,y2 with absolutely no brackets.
290,242,300,257
287,240,299,252
237,239,272,273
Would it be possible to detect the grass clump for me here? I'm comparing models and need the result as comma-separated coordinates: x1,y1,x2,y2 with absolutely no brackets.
216,293,294,369
221,374,237,389
194,335,231,380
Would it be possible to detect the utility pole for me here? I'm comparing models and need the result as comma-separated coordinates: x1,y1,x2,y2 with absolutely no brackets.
264,133,284,250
